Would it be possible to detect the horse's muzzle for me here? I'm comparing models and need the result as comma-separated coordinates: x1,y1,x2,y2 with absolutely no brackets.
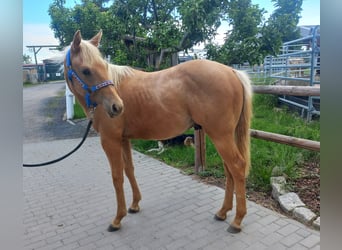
108,103,123,118
102,97,124,118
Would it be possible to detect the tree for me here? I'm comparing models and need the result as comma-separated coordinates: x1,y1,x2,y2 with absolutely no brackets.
48,0,225,69
206,0,303,65
206,0,265,65
85,0,111,11
23,54,32,64
107,0,226,68
178,0,224,49
269,0,303,42
259,0,303,57
49,0,74,46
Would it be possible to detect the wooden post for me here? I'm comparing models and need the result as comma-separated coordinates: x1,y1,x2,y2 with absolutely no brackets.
194,129,206,173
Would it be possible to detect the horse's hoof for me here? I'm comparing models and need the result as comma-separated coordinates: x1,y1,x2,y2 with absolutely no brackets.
128,207,140,214
214,214,226,221
227,225,241,234
107,224,120,232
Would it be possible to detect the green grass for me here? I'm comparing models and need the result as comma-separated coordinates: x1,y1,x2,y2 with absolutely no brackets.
248,93,319,192
73,99,86,119
23,81,36,88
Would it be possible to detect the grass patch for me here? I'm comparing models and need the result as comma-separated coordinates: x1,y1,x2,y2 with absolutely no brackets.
73,99,86,119
23,81,36,88
248,93,319,192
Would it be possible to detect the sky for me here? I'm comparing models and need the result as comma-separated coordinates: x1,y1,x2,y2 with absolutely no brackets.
23,0,320,63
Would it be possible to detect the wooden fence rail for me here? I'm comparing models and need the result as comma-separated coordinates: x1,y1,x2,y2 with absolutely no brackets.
250,129,320,152
252,85,320,96
194,85,320,173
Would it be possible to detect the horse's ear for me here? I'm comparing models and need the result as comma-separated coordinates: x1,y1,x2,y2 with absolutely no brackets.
71,30,82,53
89,29,103,47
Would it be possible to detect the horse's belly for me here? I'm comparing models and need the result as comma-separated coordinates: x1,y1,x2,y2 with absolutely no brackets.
124,115,192,140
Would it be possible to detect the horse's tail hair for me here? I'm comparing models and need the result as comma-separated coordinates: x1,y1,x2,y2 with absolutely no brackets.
233,69,253,176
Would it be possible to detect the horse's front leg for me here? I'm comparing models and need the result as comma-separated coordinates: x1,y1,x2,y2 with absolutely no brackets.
122,139,142,213
101,137,127,232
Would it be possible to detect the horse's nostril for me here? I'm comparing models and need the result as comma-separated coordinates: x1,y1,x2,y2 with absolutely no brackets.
112,104,122,114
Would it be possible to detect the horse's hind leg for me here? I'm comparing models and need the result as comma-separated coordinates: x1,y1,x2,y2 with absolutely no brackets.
122,139,142,213
214,163,234,221
211,135,247,233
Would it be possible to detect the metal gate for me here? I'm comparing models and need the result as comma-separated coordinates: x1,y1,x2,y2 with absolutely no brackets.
264,26,320,121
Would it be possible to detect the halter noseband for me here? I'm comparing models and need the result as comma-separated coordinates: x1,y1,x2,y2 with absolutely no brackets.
66,49,114,108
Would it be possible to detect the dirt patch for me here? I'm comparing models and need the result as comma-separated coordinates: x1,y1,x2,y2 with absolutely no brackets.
291,161,320,215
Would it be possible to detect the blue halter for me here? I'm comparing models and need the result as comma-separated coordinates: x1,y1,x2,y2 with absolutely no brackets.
66,49,114,108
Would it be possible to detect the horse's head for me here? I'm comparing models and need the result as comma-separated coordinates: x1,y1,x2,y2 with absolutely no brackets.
64,30,124,118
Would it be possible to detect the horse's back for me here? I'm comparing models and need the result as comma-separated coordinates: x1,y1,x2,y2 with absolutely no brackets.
173,60,243,105
171,60,243,94
117,59,245,139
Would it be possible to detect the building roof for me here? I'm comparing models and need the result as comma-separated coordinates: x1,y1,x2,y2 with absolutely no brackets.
23,63,44,69
299,25,320,38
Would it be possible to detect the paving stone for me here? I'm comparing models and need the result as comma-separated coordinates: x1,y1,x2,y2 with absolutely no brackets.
300,234,320,248
280,233,304,247
265,242,287,250
313,216,320,230
310,244,321,250
289,243,309,250
274,218,290,227
293,207,317,225
296,228,313,238
261,232,284,246
245,241,267,249
278,192,305,213
277,224,300,236
25,240,47,250
56,242,80,250
259,223,281,235
258,214,279,226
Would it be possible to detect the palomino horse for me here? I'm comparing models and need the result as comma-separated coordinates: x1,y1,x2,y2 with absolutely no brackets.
64,30,253,233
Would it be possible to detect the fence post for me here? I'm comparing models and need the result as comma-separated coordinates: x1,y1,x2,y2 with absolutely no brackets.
194,129,206,173
65,82,74,120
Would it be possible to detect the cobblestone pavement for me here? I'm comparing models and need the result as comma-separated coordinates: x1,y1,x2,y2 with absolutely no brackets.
23,83,320,249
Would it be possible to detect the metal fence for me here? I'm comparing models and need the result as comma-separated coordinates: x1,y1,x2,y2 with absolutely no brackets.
264,26,320,121
233,26,320,121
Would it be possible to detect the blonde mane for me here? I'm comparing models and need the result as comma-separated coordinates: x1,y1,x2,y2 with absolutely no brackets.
79,40,103,65
108,64,134,86
80,40,134,86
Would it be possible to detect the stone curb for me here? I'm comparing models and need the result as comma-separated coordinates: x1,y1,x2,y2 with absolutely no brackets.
270,176,320,230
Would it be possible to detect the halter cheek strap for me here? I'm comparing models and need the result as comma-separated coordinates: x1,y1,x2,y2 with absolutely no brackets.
66,49,114,108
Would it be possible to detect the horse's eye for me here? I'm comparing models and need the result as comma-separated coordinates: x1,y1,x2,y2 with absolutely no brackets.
82,69,91,76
